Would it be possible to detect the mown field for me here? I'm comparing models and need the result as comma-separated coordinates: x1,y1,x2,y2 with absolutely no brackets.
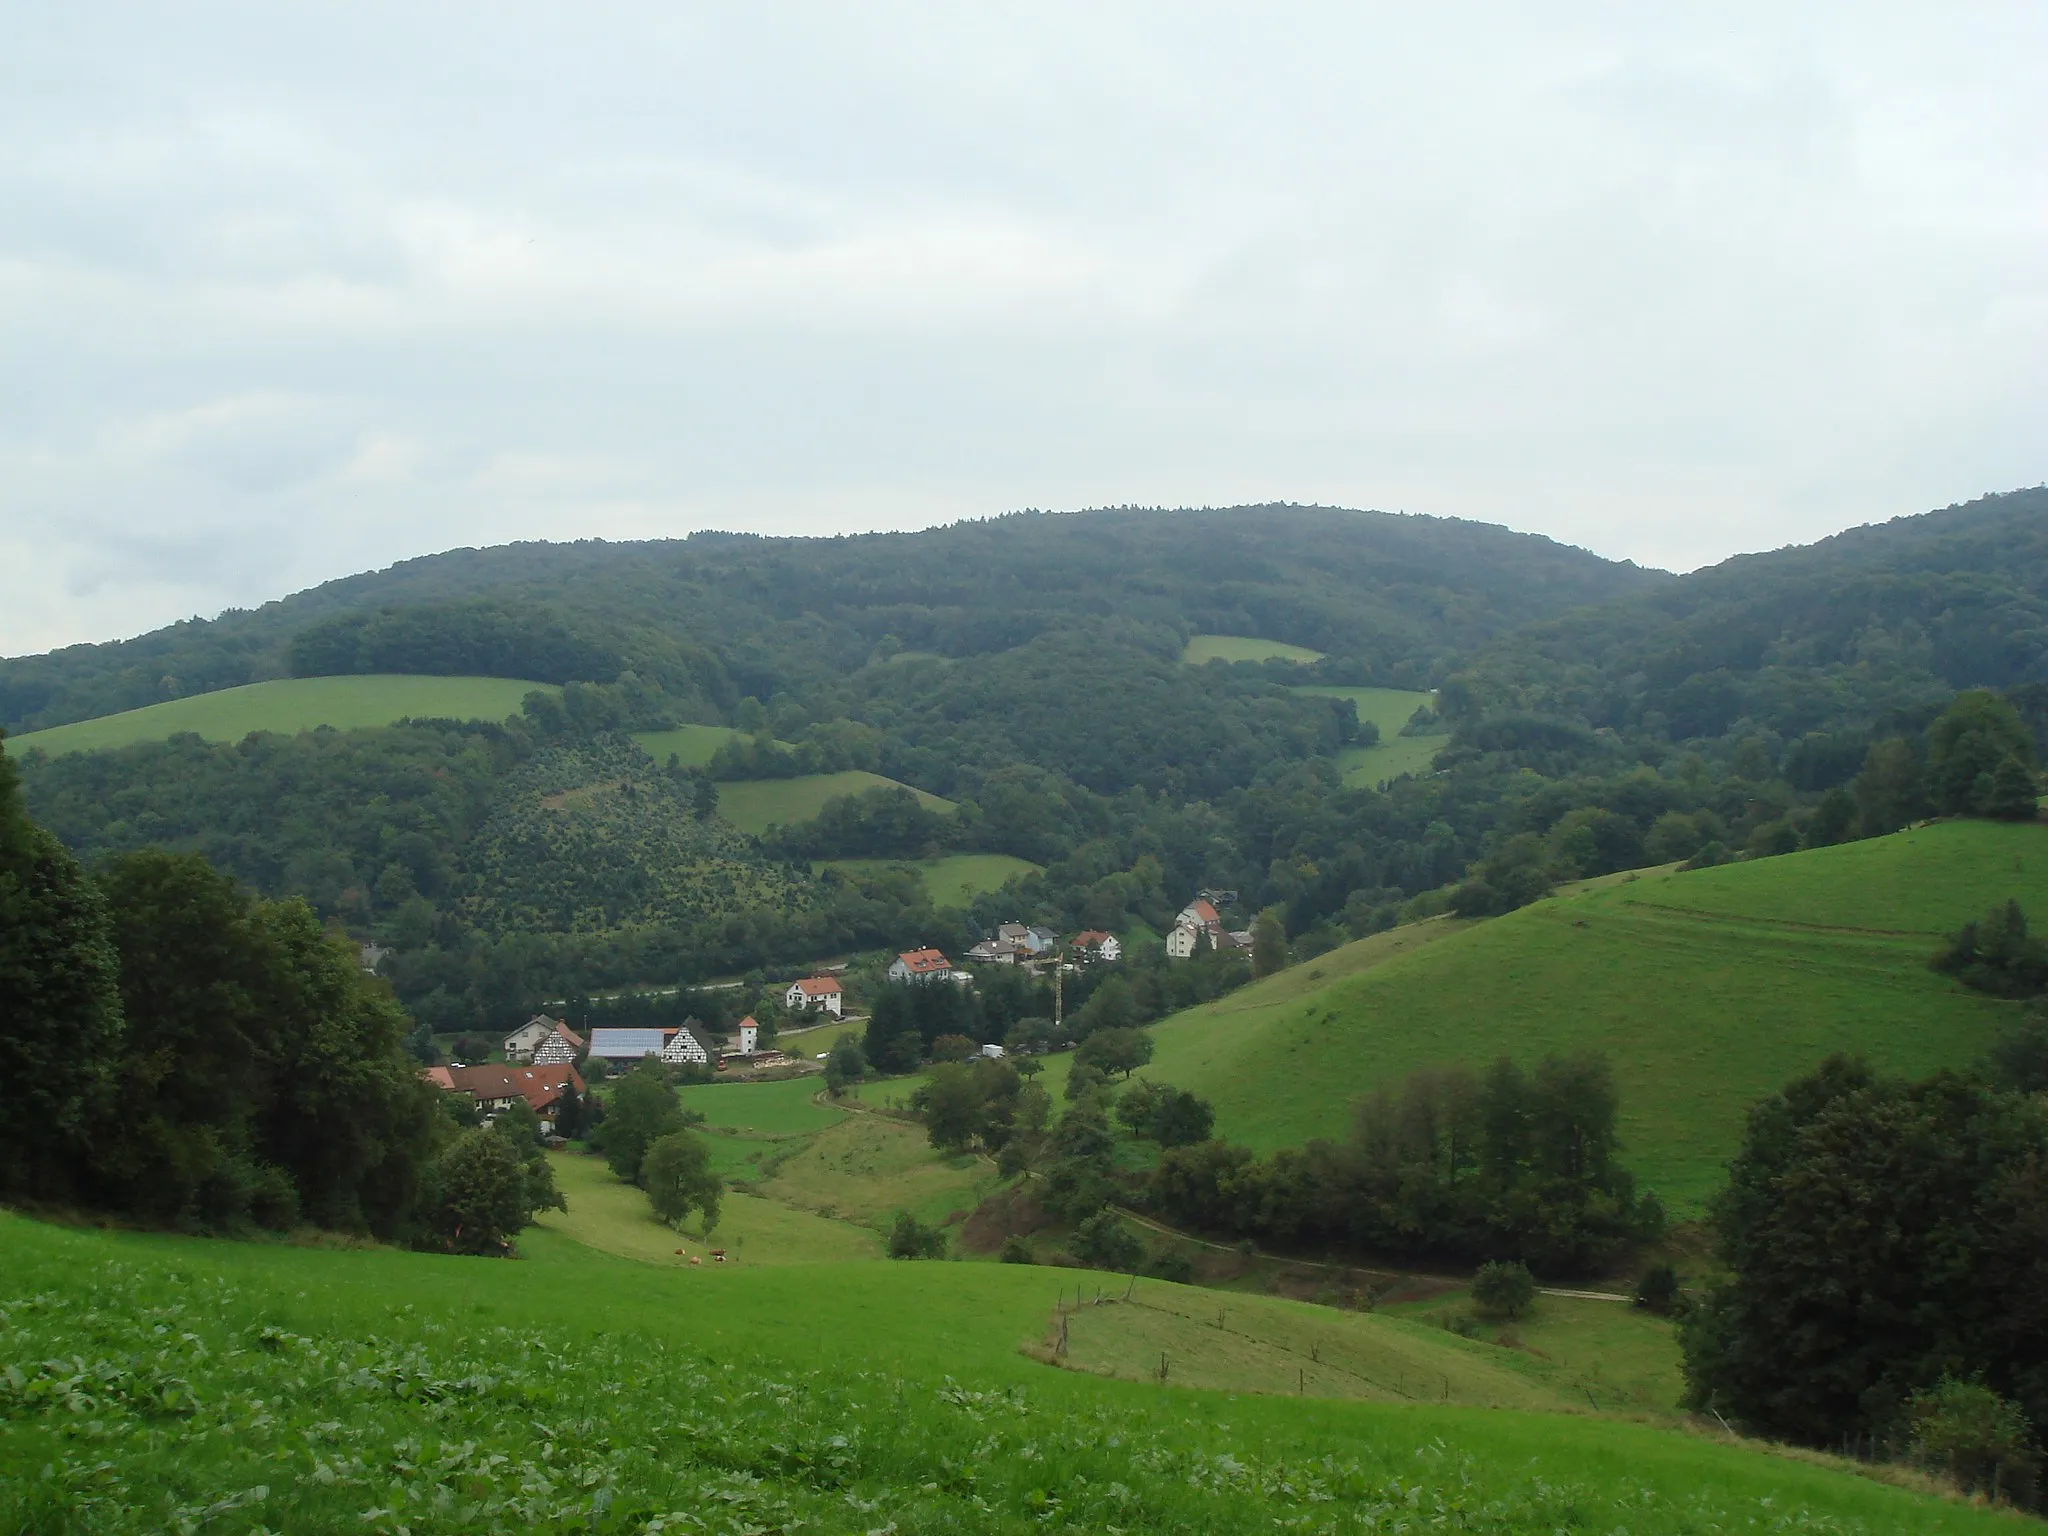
1143,821,2041,1213
630,723,751,766
1292,684,1444,787
5,674,550,756
1182,633,1325,664
819,851,1040,904
0,1211,2019,1534
714,771,956,834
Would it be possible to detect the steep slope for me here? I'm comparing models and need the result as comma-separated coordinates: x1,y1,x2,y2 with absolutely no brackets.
1144,819,2044,1212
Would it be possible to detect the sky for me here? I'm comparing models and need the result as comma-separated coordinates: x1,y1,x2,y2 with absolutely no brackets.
2,3,2043,658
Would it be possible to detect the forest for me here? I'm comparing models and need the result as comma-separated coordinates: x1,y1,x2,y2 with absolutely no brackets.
3,489,2046,1035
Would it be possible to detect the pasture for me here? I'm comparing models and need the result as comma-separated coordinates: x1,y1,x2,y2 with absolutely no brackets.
1143,822,2035,1213
1182,633,1325,664
761,1112,998,1232
714,771,956,834
820,850,1040,904
1292,684,1444,786
0,1211,2016,1535
678,1073,849,1136
630,722,750,766
5,674,549,756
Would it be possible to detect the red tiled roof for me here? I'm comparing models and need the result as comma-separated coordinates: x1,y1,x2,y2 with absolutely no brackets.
1071,930,1113,946
791,976,842,995
1187,899,1220,924
896,948,952,973
432,1062,587,1115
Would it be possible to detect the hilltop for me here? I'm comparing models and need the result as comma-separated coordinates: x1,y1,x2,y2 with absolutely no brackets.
1142,819,2045,1212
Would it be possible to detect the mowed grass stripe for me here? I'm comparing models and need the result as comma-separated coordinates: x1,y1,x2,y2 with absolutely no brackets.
7,674,550,756
715,771,955,834
1144,824,2032,1214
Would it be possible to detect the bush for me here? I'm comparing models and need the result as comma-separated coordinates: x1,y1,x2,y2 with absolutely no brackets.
1908,1378,2040,1505
1147,1251,1195,1284
998,1235,1034,1264
1071,1211,1144,1273
1634,1261,1680,1316
887,1211,946,1259
1471,1259,1537,1320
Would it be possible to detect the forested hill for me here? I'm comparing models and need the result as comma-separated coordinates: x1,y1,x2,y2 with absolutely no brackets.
0,505,1661,735
1447,486,2048,754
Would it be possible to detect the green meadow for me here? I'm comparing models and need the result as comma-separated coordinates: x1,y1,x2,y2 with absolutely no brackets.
0,1210,2019,1534
761,1112,999,1232
1182,632,1325,664
678,1073,852,1136
714,771,955,834
629,722,752,766
5,674,550,756
820,850,1040,904
1292,684,1443,786
1143,821,2040,1213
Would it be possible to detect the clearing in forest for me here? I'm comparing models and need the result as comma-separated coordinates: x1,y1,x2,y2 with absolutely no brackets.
715,771,956,834
6,674,550,756
1182,633,1325,665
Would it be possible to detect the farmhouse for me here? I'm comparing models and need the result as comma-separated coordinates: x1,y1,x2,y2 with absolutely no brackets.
785,976,844,1016
1069,930,1122,963
1165,922,1203,959
1176,898,1223,938
662,1023,720,1067
586,1027,671,1067
504,1014,582,1064
889,948,954,983
426,1063,586,1130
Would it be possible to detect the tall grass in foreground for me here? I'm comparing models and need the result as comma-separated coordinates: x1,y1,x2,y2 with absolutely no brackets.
0,1222,2027,1534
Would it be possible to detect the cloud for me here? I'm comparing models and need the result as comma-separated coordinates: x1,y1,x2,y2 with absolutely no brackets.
0,1,2042,654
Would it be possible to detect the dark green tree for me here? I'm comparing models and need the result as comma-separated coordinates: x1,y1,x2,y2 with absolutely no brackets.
0,738,124,1203
597,1068,687,1184
643,1129,721,1232
1471,1259,1537,1320
1071,1210,1143,1272
1927,691,2035,818
1682,1057,2048,1461
1076,1027,1153,1079
887,1211,946,1258
423,1127,548,1255
1250,907,1289,978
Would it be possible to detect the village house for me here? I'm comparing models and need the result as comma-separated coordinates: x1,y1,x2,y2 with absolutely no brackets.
888,947,954,983
662,1022,720,1067
425,1062,585,1132
994,924,1060,956
1069,930,1122,963
1176,898,1224,939
784,976,844,1016
965,938,1026,965
503,1014,582,1064
1164,921,1203,959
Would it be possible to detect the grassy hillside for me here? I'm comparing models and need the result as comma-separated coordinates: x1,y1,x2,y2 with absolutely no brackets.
1292,684,1442,786
715,771,956,834
820,851,1040,905
631,722,751,766
0,1211,2015,1534
1145,821,2043,1213
1184,632,1325,664
761,1112,999,1231
5,674,547,755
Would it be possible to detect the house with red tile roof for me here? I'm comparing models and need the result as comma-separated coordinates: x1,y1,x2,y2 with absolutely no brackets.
888,947,955,983
785,976,844,1016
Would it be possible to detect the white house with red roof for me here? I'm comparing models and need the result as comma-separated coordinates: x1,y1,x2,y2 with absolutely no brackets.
785,976,844,1016
1070,930,1122,963
888,947,955,983
504,1014,582,1064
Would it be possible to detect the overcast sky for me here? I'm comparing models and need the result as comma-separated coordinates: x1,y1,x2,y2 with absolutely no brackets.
2,3,2042,657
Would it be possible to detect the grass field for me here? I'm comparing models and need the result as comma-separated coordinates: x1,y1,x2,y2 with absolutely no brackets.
6,674,550,756
678,1074,850,1136
1292,684,1444,786
714,771,956,834
630,722,751,766
1183,632,1326,665
0,1211,2017,1534
761,1113,998,1232
820,851,1040,904
1144,822,2041,1214
539,1147,880,1264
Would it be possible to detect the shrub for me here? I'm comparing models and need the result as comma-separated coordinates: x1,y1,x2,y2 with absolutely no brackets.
1908,1378,2040,1505
998,1236,1034,1264
887,1211,946,1259
1471,1259,1537,1320
1634,1261,1680,1316
1071,1211,1143,1273
1147,1251,1195,1284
